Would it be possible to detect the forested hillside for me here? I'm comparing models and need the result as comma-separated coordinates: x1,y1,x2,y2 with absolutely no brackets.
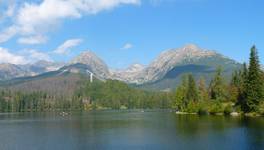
0,79,173,112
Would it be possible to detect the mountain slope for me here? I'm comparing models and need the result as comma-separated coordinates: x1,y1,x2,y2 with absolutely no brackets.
0,44,242,91
110,63,144,83
24,60,64,75
138,44,217,83
0,63,98,86
70,51,110,79
0,63,98,96
130,44,242,90
0,63,30,80
0,61,64,80
111,44,241,87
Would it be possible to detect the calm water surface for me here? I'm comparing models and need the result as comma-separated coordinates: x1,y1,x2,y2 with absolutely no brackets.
0,110,264,150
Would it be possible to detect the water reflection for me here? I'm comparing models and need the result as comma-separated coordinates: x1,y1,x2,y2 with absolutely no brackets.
0,111,264,150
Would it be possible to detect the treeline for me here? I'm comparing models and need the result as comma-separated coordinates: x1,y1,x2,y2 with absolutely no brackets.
172,46,264,115
76,80,173,110
0,90,87,112
0,79,174,112
0,46,263,114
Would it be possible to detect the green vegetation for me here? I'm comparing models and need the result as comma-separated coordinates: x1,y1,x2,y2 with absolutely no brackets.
0,79,174,112
244,46,264,112
0,45,263,116
76,79,173,110
171,45,264,116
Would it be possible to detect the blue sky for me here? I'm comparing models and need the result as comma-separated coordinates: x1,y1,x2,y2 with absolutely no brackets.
0,0,263,69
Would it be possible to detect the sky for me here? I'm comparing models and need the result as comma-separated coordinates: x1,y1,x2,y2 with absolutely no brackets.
0,0,263,69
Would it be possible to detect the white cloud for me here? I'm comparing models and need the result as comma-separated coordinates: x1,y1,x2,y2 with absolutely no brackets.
5,2,16,17
0,47,52,65
54,38,83,55
18,35,47,44
21,49,52,62
0,37,84,65
0,47,27,64
0,0,16,20
0,26,18,43
0,0,141,44
121,43,133,49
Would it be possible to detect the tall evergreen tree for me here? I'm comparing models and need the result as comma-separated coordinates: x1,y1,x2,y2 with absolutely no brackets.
230,69,244,103
237,63,248,110
173,75,188,110
209,67,227,101
186,74,198,102
198,76,208,102
244,46,264,112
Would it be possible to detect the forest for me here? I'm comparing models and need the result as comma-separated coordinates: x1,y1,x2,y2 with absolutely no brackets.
0,46,263,116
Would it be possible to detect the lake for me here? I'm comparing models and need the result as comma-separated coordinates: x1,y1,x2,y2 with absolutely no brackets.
0,110,264,150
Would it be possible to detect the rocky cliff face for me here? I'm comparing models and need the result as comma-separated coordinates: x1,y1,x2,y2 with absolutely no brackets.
110,44,238,84
110,63,145,83
22,60,65,76
0,61,64,80
0,63,29,80
70,51,110,79
137,44,217,83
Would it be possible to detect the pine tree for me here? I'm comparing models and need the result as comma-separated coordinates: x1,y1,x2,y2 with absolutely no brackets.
209,67,227,101
186,74,198,102
198,76,208,102
174,75,188,111
237,63,248,111
244,46,264,112
230,70,242,103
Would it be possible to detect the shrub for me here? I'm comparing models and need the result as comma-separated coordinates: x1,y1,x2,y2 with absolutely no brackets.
224,104,233,115
197,102,209,115
185,101,200,113
198,106,208,115
257,102,264,115
208,101,224,115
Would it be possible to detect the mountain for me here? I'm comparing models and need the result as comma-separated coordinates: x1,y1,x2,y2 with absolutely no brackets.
0,61,64,80
137,44,218,83
70,51,110,80
30,60,64,72
133,44,241,91
110,63,144,83
0,63,30,80
0,63,97,96
21,60,64,76
110,44,241,87
0,50,110,81
0,44,242,91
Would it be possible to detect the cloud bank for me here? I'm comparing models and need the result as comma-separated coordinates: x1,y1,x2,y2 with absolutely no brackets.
0,0,141,44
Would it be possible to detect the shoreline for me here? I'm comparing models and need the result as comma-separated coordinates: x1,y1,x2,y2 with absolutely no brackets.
175,111,264,117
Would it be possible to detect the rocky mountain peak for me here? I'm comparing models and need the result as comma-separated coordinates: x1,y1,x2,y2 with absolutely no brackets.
108,44,226,84
126,63,145,72
0,63,29,80
70,50,110,79
176,44,216,58
181,44,200,51
130,44,221,83
71,51,104,65
75,50,97,59
0,45,240,85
